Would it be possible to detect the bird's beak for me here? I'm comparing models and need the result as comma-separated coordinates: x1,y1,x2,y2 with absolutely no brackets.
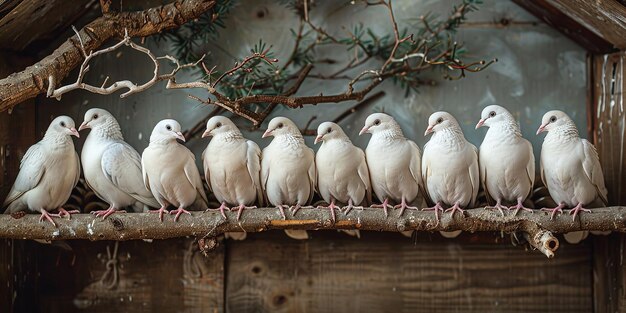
314,134,324,144
358,126,369,136
201,129,211,138
424,125,434,136
175,131,186,142
536,123,547,135
262,128,273,138
78,121,89,131
70,127,80,138
475,119,485,129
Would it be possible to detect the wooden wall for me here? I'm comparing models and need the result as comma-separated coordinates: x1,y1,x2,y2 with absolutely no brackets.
3,232,596,313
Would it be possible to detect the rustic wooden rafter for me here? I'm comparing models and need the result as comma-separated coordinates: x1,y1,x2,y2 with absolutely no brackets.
513,0,626,53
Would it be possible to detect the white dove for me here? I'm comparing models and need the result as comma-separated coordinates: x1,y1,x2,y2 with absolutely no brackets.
261,117,316,219
476,105,535,216
79,108,159,219
423,111,479,220
537,110,608,220
315,122,371,221
360,113,421,217
142,119,208,222
202,116,263,220
2,116,81,226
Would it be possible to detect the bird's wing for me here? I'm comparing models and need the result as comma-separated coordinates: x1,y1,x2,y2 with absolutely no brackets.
102,142,158,207
73,151,81,188
261,147,271,203
2,142,46,208
246,140,264,206
582,139,608,205
306,147,317,204
141,150,151,193
468,144,480,208
421,145,434,206
524,140,536,199
408,140,423,188
183,148,209,206
201,147,212,193
356,149,372,204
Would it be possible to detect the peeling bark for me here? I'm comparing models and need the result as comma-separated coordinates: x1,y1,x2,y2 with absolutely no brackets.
3,207,625,257
0,0,216,112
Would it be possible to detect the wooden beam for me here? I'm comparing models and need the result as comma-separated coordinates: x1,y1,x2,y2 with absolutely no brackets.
512,0,617,53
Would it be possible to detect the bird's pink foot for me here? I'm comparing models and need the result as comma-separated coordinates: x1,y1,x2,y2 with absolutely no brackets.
149,207,168,222
567,203,592,221
39,209,59,227
206,202,229,219
423,202,444,225
343,199,363,215
231,204,256,221
372,198,390,217
507,200,533,216
484,201,507,217
169,207,191,222
540,203,565,220
276,205,287,220
290,204,302,216
393,198,419,217
317,200,340,223
91,207,126,219
445,203,465,218
56,207,80,220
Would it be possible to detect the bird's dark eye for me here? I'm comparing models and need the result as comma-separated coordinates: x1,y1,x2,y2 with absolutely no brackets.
166,125,172,131
373,119,381,125
550,116,557,123
437,117,444,124
327,128,332,133
216,122,222,128
489,111,496,117
277,123,284,129
60,121,66,127
93,114,98,120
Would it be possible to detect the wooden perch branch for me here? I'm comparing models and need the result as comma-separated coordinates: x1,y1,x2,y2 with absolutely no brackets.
3,207,626,258
0,0,216,112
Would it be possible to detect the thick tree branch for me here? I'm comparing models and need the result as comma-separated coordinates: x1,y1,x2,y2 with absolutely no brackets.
0,0,217,113
3,207,626,258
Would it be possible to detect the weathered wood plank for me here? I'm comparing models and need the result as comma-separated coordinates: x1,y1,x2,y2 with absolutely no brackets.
226,231,592,313
593,53,626,205
592,234,621,313
31,238,224,312
512,0,616,53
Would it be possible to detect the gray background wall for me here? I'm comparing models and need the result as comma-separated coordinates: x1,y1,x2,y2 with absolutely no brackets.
38,0,587,169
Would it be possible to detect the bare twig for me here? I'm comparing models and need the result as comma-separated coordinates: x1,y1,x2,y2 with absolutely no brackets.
48,29,205,100
4,207,626,258
0,0,217,113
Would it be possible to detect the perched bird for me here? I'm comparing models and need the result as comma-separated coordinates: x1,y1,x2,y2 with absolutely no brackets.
142,119,208,221
315,122,371,221
537,110,608,220
476,105,535,216
261,117,316,219
422,111,479,220
202,116,263,220
360,113,421,216
2,116,81,226
79,108,159,219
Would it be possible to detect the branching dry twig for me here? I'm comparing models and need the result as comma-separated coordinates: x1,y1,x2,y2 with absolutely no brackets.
4,207,626,258
0,0,218,113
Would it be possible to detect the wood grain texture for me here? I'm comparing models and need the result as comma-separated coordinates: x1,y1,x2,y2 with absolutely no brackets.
512,0,616,53
226,231,592,313
592,233,621,313
31,238,224,313
593,53,626,205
